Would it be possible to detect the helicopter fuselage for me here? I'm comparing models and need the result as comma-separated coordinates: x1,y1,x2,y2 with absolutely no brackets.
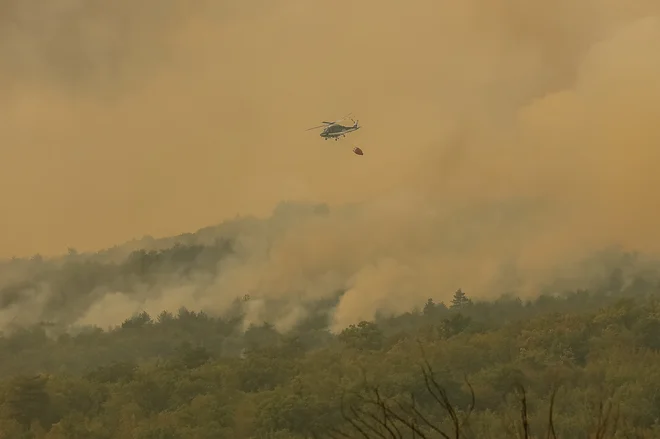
320,124,360,140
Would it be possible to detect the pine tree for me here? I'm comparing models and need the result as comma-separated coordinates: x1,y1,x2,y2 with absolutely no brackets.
423,298,436,315
450,289,471,309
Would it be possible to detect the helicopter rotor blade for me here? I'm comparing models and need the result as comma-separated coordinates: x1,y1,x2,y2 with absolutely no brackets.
306,113,354,131
323,113,354,126
334,112,353,124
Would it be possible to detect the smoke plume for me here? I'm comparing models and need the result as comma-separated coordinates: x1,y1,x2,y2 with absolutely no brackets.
1,0,659,333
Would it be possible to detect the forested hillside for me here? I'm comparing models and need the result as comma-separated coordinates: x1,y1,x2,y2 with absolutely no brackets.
2,205,660,438
1,251,660,437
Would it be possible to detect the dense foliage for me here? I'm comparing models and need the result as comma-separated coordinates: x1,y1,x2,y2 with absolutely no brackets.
2,205,660,438
1,279,660,438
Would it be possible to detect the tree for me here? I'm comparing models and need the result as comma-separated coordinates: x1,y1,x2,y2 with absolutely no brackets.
4,374,52,430
338,321,384,351
423,298,435,316
441,313,472,337
121,312,152,330
174,342,211,370
450,289,472,309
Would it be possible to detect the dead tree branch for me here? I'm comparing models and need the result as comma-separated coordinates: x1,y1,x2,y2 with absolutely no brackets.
312,343,619,439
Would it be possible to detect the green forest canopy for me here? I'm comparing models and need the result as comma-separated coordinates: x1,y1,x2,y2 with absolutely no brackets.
1,205,660,438
1,274,660,437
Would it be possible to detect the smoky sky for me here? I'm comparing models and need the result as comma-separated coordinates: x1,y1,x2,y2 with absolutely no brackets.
1,0,660,332
0,1,206,96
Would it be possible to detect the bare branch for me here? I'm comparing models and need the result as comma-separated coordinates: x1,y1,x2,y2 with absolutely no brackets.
419,359,461,438
513,384,530,439
339,391,373,439
312,340,623,439
591,398,620,439
546,385,559,439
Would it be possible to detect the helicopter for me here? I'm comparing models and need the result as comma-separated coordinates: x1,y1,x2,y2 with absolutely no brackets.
305,113,360,141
